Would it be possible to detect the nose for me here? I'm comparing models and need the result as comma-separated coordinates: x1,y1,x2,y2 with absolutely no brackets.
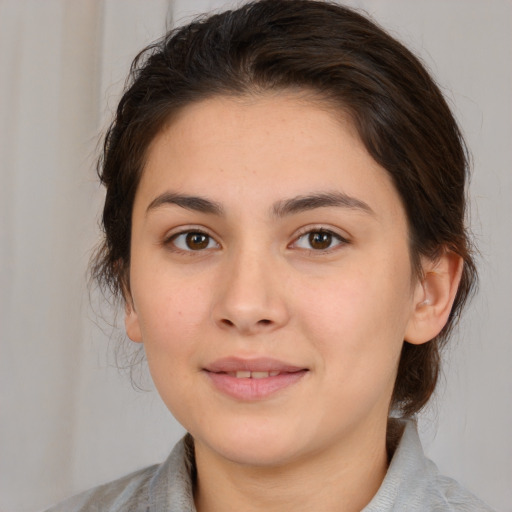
211,246,290,335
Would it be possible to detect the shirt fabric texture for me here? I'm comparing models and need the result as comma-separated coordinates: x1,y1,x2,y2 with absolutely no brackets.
45,420,494,512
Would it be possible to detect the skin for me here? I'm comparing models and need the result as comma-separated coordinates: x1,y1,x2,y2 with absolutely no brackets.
125,93,461,512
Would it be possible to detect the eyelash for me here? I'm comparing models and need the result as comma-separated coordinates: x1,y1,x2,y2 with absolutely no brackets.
290,227,349,254
163,226,349,255
164,228,220,254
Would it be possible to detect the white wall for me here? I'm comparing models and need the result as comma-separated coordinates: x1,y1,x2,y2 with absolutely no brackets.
0,1,510,511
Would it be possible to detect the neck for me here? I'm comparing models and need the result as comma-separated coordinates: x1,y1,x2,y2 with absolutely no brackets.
193,418,390,512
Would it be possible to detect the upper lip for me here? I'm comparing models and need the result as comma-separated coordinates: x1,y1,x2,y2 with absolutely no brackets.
204,357,307,373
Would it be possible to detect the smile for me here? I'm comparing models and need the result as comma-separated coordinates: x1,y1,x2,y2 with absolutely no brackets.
228,371,281,378
203,357,308,400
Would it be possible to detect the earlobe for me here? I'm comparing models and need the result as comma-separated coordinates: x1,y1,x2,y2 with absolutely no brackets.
125,300,143,343
120,266,143,343
405,250,463,345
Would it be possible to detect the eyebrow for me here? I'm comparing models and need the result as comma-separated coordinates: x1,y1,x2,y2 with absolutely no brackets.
146,192,224,216
272,192,374,218
146,190,374,218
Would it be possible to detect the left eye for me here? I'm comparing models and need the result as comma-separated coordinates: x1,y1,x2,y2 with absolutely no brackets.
293,230,346,251
170,231,219,251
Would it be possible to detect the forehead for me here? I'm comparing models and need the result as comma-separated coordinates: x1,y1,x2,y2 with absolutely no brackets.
138,93,405,224
151,92,358,160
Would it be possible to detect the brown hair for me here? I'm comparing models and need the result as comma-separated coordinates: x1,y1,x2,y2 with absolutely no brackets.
91,0,477,417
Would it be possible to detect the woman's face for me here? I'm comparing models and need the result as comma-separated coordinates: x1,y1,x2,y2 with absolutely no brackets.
127,93,423,467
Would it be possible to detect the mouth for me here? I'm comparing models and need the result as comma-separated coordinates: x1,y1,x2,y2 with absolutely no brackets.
225,370,282,378
203,357,309,400
204,356,306,374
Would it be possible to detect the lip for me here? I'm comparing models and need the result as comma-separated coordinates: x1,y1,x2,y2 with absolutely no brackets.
203,357,308,401
205,357,305,373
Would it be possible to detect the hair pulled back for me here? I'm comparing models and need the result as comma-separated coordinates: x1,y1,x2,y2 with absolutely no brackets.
91,0,477,417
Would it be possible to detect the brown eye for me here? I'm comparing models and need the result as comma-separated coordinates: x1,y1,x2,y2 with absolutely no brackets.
170,231,219,252
292,229,347,252
308,231,333,250
185,232,210,250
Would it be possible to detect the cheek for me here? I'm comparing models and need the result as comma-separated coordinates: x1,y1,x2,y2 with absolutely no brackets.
134,278,212,418
294,261,412,369
131,269,214,361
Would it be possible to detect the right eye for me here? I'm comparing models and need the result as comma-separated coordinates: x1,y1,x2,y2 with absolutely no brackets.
168,231,220,252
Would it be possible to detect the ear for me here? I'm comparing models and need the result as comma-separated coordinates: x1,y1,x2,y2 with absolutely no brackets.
405,250,463,345
125,298,143,343
119,263,143,343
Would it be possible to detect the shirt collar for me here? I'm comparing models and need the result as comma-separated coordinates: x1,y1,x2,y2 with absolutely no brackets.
148,420,429,512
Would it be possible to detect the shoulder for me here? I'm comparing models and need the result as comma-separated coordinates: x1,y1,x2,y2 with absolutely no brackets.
364,420,495,512
426,472,496,512
44,435,196,512
43,464,158,512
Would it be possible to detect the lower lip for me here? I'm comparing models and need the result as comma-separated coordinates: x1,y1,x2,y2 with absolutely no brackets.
204,371,308,401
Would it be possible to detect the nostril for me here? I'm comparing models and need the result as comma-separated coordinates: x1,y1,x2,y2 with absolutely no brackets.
217,317,275,331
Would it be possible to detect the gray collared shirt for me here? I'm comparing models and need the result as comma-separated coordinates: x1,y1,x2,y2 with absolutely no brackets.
45,421,494,511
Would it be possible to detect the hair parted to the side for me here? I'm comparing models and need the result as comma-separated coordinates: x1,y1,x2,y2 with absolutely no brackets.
90,0,477,417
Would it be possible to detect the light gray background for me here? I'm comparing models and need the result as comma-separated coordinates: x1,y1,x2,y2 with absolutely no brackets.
0,1,510,511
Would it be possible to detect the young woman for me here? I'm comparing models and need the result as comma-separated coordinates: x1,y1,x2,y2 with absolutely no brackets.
47,1,494,510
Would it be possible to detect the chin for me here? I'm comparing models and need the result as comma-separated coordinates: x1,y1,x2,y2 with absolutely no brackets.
193,420,309,468
219,439,302,468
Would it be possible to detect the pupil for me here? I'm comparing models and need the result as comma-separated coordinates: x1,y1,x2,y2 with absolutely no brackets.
309,231,332,250
186,232,209,250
